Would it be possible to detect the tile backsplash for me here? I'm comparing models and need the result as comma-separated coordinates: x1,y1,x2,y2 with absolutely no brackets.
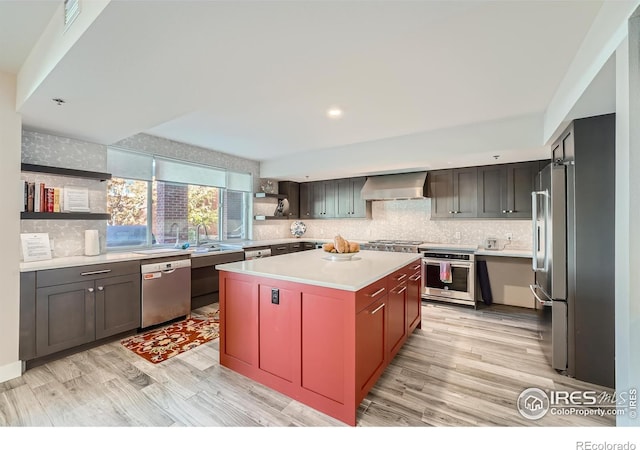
253,198,533,250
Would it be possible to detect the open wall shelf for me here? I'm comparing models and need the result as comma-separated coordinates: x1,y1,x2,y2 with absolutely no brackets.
21,163,112,181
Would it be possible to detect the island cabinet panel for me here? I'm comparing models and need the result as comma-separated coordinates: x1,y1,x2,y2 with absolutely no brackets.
301,293,347,403
221,277,258,366
406,261,422,332
258,285,301,383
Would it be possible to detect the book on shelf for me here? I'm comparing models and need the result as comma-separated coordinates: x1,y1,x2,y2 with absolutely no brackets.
34,182,41,212
53,188,61,212
27,182,35,212
39,182,45,213
21,180,26,212
46,188,54,212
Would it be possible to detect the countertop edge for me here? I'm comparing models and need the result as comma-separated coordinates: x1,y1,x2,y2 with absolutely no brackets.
19,248,244,272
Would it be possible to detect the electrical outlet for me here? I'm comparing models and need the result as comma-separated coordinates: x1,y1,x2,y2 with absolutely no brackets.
506,233,513,241
454,231,461,240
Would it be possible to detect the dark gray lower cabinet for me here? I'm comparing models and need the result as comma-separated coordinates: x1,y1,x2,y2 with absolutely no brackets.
95,274,141,340
21,261,141,362
36,280,95,357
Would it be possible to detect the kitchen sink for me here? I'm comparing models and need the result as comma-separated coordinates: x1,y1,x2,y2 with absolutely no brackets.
191,247,223,253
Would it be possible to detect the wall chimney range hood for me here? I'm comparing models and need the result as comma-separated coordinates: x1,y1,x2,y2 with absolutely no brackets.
360,172,429,200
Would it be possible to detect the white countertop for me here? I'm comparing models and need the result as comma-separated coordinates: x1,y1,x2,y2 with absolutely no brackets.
19,236,530,272
216,249,420,291
19,247,244,272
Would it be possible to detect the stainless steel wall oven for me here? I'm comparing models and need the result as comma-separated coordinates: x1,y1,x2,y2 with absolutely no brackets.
421,251,475,307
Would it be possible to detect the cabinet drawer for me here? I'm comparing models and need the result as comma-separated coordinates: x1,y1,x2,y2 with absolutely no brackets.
387,266,411,290
356,278,387,313
37,260,141,287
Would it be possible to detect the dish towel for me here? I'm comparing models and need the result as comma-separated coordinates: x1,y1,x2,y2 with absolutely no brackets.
439,262,452,283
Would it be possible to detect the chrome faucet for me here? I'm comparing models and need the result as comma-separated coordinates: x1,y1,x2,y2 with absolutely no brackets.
195,223,208,246
170,223,180,245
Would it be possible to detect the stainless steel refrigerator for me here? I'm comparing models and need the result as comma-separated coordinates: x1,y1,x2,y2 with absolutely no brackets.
530,113,615,389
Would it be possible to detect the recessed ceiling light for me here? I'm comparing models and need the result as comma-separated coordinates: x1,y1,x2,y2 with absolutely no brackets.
326,107,343,119
52,98,66,106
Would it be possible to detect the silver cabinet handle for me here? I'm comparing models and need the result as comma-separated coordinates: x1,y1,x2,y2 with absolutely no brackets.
392,286,407,295
371,303,385,315
411,263,421,271
531,190,549,272
87,288,94,293
409,274,421,281
80,269,112,276
97,286,104,291
529,284,552,306
394,273,407,281
366,287,386,298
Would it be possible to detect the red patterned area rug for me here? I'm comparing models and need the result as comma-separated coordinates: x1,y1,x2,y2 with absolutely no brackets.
121,310,219,364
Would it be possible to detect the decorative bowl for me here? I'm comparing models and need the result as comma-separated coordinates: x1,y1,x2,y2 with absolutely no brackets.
290,220,307,238
323,251,359,261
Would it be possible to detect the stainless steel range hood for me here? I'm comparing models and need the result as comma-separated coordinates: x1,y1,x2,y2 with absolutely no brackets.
360,172,428,200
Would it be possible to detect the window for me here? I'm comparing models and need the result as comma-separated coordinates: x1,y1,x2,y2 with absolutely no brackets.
106,148,251,249
107,178,151,247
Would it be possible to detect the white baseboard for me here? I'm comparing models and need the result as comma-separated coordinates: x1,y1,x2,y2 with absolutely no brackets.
0,360,23,383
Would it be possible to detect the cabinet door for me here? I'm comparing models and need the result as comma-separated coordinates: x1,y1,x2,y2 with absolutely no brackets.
279,181,299,219
299,182,313,219
335,178,352,218
312,181,336,218
312,181,326,217
356,297,387,398
258,285,301,383
36,281,95,357
505,161,539,219
95,274,141,340
453,167,478,218
387,277,408,359
477,165,507,218
429,170,454,218
406,263,422,332
350,177,369,218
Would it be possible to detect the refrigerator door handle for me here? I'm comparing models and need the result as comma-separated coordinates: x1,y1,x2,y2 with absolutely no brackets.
530,283,552,306
531,190,549,272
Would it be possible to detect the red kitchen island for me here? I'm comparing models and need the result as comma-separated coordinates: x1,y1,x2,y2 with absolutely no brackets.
215,249,422,426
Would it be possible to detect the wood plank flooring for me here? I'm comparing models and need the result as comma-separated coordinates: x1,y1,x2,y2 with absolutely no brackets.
0,302,618,427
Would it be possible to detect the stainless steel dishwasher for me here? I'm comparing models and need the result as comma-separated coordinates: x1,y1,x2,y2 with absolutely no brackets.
141,258,192,328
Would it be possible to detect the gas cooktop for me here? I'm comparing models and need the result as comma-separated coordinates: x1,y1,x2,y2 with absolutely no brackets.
360,240,425,252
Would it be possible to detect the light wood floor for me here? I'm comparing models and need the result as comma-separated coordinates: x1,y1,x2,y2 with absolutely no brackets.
0,302,617,427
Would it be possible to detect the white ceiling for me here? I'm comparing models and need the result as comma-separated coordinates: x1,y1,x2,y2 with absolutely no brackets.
1,0,616,181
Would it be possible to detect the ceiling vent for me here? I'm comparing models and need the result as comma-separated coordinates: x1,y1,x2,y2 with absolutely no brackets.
64,0,81,31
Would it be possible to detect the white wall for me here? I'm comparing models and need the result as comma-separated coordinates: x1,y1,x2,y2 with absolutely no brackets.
0,71,23,381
